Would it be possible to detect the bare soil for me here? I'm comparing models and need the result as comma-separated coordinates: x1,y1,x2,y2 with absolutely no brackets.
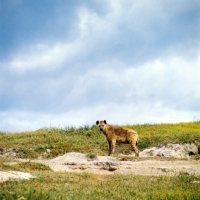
33,152,200,176
1,143,200,182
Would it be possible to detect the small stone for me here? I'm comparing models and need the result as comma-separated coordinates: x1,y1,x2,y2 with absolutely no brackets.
46,149,51,153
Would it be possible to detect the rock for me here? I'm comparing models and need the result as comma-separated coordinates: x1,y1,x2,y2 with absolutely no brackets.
0,171,34,182
0,148,17,157
46,149,51,153
101,165,118,171
140,143,198,158
93,162,118,166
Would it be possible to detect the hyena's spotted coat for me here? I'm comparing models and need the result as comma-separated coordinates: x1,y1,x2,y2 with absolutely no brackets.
96,120,139,157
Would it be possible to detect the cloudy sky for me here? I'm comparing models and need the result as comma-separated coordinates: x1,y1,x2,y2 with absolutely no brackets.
1,0,200,132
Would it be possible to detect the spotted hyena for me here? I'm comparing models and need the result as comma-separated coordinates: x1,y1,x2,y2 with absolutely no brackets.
96,120,139,157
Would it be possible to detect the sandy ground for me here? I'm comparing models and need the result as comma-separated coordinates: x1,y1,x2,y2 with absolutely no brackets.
0,170,34,182
34,152,200,176
1,156,199,182
1,143,200,182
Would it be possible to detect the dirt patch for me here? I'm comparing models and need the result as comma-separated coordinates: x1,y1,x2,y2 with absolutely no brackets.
33,152,200,176
0,171,34,182
0,143,200,182
34,143,200,175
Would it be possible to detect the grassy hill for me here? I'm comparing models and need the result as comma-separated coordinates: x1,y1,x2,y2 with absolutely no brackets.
0,121,200,159
0,121,200,199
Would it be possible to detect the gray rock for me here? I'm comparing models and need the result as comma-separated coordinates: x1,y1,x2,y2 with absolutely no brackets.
140,143,198,158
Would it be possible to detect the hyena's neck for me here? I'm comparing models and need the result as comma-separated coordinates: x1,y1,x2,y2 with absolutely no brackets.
102,125,111,135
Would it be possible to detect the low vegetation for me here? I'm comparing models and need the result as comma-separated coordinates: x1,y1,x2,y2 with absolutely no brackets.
0,162,200,200
0,121,200,199
0,121,200,159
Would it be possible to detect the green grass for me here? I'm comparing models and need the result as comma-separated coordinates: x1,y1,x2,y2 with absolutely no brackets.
0,122,200,199
0,125,106,159
0,167,200,200
0,122,200,159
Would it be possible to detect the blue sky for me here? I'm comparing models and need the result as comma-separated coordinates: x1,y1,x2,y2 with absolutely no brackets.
0,0,200,132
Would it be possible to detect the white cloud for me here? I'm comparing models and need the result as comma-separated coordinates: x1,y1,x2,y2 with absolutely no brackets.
5,0,199,73
57,52,200,120
1,98,198,133
9,41,86,72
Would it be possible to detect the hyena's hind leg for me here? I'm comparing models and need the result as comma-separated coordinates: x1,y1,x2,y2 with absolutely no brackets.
130,141,139,157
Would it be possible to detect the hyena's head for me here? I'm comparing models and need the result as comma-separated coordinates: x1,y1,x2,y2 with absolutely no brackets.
96,120,107,132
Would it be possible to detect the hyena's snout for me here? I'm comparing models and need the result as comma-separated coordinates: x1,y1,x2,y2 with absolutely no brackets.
99,125,104,131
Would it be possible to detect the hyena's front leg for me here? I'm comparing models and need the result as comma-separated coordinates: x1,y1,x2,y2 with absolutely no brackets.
108,141,112,156
109,140,116,156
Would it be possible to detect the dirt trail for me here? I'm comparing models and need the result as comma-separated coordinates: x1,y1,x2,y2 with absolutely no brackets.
1,143,200,182
34,152,200,176
34,143,200,176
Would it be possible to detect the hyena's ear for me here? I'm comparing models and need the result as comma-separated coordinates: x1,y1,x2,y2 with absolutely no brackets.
96,120,99,125
104,120,107,124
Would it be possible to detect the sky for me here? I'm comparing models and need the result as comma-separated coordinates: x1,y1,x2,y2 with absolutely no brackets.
0,0,200,132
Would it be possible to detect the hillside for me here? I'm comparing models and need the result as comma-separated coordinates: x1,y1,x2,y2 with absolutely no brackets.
0,121,200,199
0,121,200,159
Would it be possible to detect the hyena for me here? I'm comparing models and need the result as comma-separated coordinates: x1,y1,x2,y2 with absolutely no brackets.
96,120,139,157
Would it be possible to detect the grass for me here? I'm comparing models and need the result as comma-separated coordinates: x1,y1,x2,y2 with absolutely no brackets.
0,165,200,199
0,121,200,199
0,125,107,159
0,122,200,159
